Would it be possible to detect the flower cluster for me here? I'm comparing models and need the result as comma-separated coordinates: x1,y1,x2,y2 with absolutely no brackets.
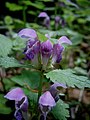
38,12,66,29
39,82,67,120
18,28,72,70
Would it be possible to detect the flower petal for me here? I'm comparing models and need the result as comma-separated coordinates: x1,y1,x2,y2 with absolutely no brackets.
4,88,25,101
51,82,67,89
49,82,67,102
24,40,40,60
18,28,37,39
52,43,64,63
14,110,22,120
41,40,53,57
39,91,56,107
55,16,61,23
58,36,72,45
20,96,28,112
38,12,49,18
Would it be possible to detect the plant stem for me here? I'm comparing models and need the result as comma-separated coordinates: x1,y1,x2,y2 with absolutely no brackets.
38,70,43,101
0,77,6,92
23,6,27,27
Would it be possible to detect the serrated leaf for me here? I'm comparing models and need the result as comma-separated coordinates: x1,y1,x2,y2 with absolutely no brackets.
0,34,12,56
12,37,26,50
45,69,90,88
0,56,22,68
51,99,69,120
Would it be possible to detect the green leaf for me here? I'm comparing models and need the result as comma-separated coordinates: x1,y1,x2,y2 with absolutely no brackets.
71,34,83,45
23,88,38,103
3,78,15,91
23,1,45,9
6,2,23,11
73,67,87,76
12,37,26,50
10,70,41,89
37,32,47,42
52,99,69,120
0,34,12,56
0,94,11,114
0,56,22,68
45,69,90,88
4,16,13,25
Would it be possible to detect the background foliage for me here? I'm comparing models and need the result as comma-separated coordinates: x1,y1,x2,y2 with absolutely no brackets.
0,0,90,120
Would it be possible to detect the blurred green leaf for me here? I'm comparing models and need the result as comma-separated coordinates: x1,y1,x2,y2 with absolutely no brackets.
0,94,11,114
74,67,87,76
4,16,13,25
3,78,15,91
0,34,12,56
0,56,22,68
10,70,41,89
37,32,47,42
6,2,23,11
12,37,26,50
23,1,45,9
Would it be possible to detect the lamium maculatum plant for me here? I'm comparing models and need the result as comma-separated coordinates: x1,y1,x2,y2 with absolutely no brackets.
4,28,90,120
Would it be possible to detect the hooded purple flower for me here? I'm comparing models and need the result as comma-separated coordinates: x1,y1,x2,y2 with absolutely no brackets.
38,12,50,29
52,43,64,63
18,28,41,67
4,88,28,120
52,36,72,64
39,91,56,120
38,12,49,18
39,91,56,107
49,82,67,102
41,40,53,68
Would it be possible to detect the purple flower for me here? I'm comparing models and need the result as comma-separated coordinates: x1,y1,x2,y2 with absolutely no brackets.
4,88,28,120
52,36,72,64
49,82,67,101
39,91,56,107
52,43,64,63
43,17,50,29
18,28,37,39
39,82,67,119
24,40,40,60
41,40,53,68
18,28,41,67
38,12,50,29
24,39,40,67
39,91,56,120
58,36,72,45
38,12,49,18
55,16,61,29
